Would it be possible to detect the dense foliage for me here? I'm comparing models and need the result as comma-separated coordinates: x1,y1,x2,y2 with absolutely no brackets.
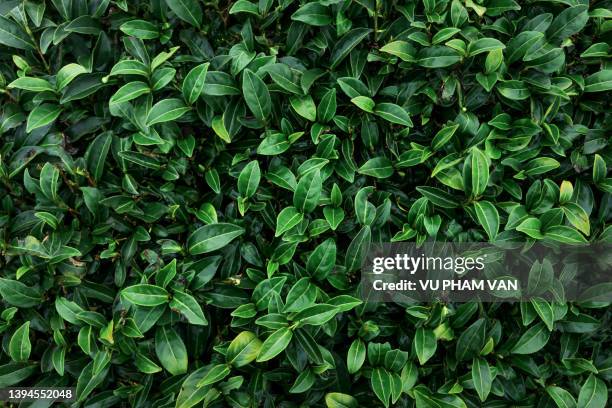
0,0,611,407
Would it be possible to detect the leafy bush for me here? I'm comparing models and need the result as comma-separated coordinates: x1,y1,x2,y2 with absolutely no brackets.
0,0,611,407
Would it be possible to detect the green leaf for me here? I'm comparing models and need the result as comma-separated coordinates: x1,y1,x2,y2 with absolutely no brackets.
257,132,290,155
380,41,417,62
358,157,394,179
284,278,316,312
325,393,358,408
187,223,245,255
170,290,208,325
9,322,31,362
165,0,203,27
109,60,149,77
592,154,607,184
345,225,371,273
431,124,459,151
584,71,612,93
546,386,577,408
256,327,293,362
561,202,590,236
238,160,261,199
0,278,42,308
26,104,62,133
56,63,88,90
118,151,162,170
242,69,271,122
414,328,437,365
577,374,607,408
417,46,462,68
432,28,462,45
351,96,375,113
290,95,317,121
416,186,460,208
212,115,231,143
456,318,486,361
525,157,560,176
155,326,188,375
517,217,544,239
512,323,550,354
275,206,304,237
546,5,589,45
227,331,262,367
318,88,337,123
8,77,55,92
76,359,109,402
120,20,159,39
196,363,230,387
531,298,554,331
306,238,336,280
474,201,499,241
347,338,366,374
0,16,36,50
371,367,392,407
229,0,259,16
507,31,545,63
545,226,588,244
324,207,345,231
291,2,332,26
497,80,531,100
146,99,191,126
467,38,505,56
330,28,372,69
109,81,150,105
472,357,492,402
467,147,490,196
39,162,59,201
293,304,338,326
293,169,322,213
374,103,413,127
182,63,209,104
121,284,170,307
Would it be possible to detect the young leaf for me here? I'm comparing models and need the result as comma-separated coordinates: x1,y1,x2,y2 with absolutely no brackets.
242,69,271,122
187,223,245,255
155,326,188,375
9,322,31,362
182,62,209,104
256,327,293,362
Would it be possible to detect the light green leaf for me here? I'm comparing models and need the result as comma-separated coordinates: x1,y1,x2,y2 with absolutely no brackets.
26,104,62,133
238,160,261,199
170,290,208,325
472,357,492,402
256,327,293,362
121,284,169,307
165,0,202,27
512,322,550,354
9,322,31,362
155,326,188,375
187,223,245,255
242,69,271,122
474,201,499,241
374,103,413,127
414,328,437,365
182,62,209,104
146,98,190,126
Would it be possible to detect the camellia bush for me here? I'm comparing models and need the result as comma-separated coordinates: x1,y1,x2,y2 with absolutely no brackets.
0,0,611,407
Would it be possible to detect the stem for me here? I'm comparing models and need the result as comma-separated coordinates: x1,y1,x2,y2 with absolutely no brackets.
25,25,50,73
373,8,379,43
36,47,50,73
3,90,16,103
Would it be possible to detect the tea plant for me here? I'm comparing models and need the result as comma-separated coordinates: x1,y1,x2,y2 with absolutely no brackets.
0,0,610,407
